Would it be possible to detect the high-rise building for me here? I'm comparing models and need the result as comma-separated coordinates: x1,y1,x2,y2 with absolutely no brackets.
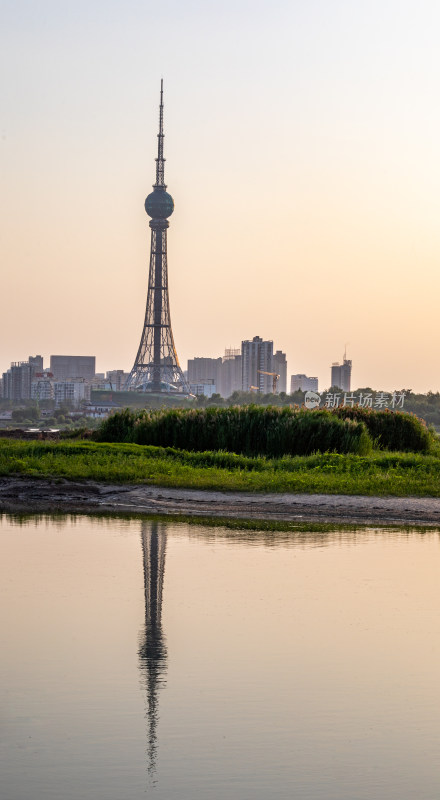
29,355,44,372
272,350,287,394
219,349,242,398
187,357,222,389
2,364,23,401
50,355,95,381
18,362,33,400
2,356,44,401
241,336,274,393
125,82,189,394
290,374,319,393
331,354,352,392
187,350,243,398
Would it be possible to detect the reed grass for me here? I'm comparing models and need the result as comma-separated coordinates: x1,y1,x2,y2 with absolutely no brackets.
95,405,433,456
96,406,373,456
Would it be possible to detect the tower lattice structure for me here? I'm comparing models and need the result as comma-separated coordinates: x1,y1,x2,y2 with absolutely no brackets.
125,81,189,394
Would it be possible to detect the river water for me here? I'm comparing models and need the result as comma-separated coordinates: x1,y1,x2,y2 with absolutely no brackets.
1,514,440,800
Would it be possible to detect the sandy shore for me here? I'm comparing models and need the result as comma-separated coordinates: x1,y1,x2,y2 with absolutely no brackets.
1,476,440,526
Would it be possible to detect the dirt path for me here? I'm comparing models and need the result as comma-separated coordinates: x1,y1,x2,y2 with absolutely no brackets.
1,477,440,526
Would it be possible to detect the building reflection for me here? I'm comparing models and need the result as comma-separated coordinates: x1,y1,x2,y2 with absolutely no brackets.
138,521,168,777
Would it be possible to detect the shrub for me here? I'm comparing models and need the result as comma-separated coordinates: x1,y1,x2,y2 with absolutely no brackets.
96,405,372,457
332,406,433,453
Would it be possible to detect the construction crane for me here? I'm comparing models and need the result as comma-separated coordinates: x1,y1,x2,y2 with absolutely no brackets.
257,370,280,394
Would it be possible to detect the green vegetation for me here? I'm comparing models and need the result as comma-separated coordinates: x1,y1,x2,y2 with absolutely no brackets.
0,403,101,433
95,405,433,456
91,388,440,429
96,406,372,456
332,406,433,452
1,438,440,496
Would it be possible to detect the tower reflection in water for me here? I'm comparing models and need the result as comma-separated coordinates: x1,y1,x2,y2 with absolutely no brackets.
138,521,168,777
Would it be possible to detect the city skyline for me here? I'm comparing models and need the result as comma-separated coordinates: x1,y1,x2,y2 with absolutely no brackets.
2,1,440,393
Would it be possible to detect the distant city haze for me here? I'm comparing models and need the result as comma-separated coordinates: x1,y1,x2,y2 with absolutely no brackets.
1,1,440,392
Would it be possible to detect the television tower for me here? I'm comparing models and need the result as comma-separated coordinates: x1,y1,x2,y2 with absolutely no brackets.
125,81,189,393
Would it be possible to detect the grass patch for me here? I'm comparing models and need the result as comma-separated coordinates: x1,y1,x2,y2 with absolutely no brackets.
1,438,440,496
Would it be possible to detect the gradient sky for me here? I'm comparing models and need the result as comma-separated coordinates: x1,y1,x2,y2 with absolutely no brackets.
1,0,440,392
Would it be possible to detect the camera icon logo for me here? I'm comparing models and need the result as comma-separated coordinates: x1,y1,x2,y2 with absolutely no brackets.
304,391,321,410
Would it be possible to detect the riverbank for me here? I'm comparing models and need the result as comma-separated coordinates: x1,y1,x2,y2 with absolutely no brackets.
1,476,440,526
1,439,440,496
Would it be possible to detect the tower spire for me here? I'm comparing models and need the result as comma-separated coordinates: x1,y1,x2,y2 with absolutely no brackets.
155,79,166,189
124,82,190,395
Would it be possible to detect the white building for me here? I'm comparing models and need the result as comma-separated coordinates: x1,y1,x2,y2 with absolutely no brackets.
84,403,120,419
53,380,91,408
189,380,217,398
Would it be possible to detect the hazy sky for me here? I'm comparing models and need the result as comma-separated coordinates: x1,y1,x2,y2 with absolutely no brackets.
1,0,440,392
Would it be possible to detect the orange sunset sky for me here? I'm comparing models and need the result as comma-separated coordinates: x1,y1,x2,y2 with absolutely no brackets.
1,0,440,392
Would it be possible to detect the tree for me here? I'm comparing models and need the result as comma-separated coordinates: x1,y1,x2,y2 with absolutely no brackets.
207,393,225,406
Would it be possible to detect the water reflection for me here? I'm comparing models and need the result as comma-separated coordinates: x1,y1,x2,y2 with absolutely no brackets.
138,521,168,778
2,514,440,799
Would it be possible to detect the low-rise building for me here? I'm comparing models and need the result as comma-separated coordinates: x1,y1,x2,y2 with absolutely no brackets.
290,374,319,393
84,402,120,419
88,376,111,391
106,370,130,391
53,380,91,408
189,380,217,398
31,372,55,401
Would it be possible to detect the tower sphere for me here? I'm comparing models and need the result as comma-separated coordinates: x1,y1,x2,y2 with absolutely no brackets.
125,80,189,396
145,189,174,219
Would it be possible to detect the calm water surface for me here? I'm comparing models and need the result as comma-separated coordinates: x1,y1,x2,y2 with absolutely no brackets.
1,515,440,799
